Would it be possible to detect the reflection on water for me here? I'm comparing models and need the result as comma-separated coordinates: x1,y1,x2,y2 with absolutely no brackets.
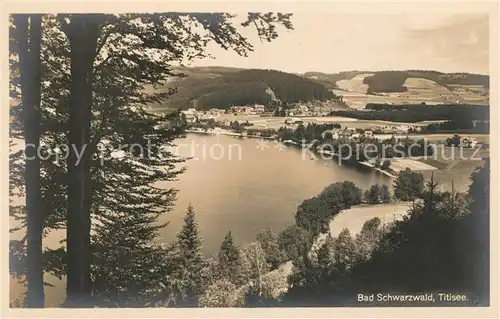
157,134,392,255
11,133,392,306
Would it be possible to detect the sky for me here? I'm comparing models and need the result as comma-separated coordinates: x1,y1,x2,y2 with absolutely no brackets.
189,12,490,75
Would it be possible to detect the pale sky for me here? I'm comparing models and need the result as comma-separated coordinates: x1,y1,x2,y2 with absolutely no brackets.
190,13,490,75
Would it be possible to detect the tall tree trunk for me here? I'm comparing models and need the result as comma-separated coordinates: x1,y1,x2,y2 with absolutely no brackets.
15,14,45,308
62,15,99,307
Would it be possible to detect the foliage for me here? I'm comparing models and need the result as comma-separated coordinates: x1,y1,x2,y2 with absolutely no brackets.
9,11,294,307
294,197,331,236
423,119,487,133
364,71,409,93
319,181,362,210
216,231,246,286
329,104,489,123
380,184,391,204
256,228,284,270
282,168,489,306
295,181,363,239
393,169,424,201
240,242,269,305
364,184,381,204
161,69,337,110
381,159,391,170
173,205,208,306
467,160,490,304
198,279,243,307
446,134,462,147
362,70,489,93
354,218,384,263
304,70,489,91
277,225,311,262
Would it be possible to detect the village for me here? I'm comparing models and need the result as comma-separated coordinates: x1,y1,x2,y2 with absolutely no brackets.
178,103,481,148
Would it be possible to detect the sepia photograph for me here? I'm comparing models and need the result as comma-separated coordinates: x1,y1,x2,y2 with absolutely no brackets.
3,0,498,315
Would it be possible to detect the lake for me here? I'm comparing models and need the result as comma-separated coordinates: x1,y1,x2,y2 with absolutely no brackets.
10,133,393,306
157,133,392,255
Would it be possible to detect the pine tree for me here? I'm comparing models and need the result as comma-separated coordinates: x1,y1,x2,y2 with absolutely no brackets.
467,160,490,304
217,231,244,286
91,217,177,307
316,232,335,279
175,205,207,306
9,12,294,307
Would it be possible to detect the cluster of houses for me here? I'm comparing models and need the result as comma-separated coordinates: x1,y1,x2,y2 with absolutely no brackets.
180,108,199,124
228,104,266,115
460,137,478,148
373,124,422,134
180,104,268,123
319,127,374,141
287,103,336,117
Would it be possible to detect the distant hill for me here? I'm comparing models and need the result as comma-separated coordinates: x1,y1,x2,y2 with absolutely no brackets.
154,67,338,110
303,70,489,92
148,67,489,110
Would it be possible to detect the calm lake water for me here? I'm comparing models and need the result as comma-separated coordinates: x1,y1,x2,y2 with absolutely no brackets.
11,133,392,306
157,134,392,255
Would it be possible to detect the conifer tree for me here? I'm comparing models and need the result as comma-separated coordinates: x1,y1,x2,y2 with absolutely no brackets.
217,231,244,286
175,205,207,306
316,232,335,279
91,218,178,307
9,13,294,307
467,160,490,304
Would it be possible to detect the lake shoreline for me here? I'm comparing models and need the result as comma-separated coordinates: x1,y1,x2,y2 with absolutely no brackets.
187,129,408,177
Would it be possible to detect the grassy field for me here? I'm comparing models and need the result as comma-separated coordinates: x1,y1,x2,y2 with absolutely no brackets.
313,202,413,251
419,160,485,192
417,158,449,170
331,76,488,109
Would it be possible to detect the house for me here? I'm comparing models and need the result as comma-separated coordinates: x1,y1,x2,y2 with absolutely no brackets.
343,127,356,136
321,129,340,140
460,137,478,148
254,104,266,113
351,133,361,140
297,104,309,114
181,108,199,124
364,130,374,138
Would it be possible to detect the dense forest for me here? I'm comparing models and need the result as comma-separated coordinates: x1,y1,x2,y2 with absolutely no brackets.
329,103,489,123
303,70,489,92
161,69,337,109
280,162,489,306
364,71,409,93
